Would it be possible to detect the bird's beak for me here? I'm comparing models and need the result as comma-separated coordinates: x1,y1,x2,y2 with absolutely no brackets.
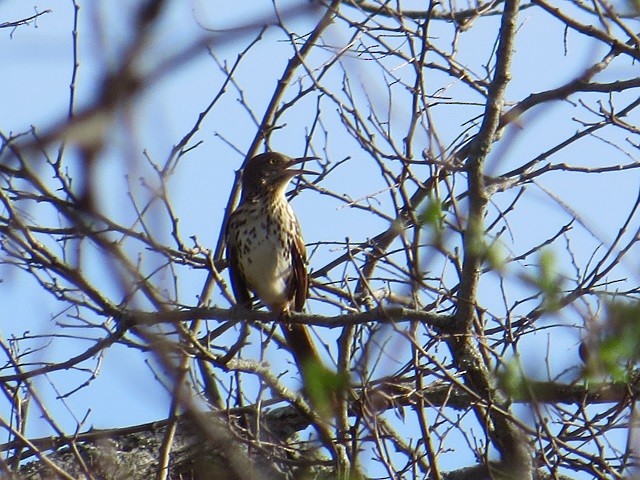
284,156,320,176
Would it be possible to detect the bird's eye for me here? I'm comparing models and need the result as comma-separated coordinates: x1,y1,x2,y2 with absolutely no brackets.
269,158,276,165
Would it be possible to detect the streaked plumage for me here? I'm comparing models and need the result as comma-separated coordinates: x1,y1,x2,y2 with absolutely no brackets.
226,152,317,368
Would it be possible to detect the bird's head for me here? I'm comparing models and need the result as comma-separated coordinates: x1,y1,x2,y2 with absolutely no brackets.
241,152,317,199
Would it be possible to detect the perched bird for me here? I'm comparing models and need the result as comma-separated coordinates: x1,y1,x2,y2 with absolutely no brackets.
225,152,320,373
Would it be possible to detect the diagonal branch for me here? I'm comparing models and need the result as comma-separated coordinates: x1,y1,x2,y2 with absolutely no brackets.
445,0,533,477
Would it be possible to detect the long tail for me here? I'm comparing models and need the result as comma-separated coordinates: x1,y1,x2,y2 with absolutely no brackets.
281,314,340,422
280,320,321,374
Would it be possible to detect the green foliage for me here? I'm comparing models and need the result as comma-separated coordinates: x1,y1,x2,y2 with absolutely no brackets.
303,359,350,420
498,358,527,398
485,240,507,273
418,196,444,243
536,250,562,311
521,249,563,312
583,300,640,381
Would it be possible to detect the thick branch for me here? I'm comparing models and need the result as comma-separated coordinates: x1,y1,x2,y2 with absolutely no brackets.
448,0,532,477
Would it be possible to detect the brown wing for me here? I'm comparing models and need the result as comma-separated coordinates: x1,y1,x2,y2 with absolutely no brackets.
289,225,309,312
226,217,252,308
281,225,319,370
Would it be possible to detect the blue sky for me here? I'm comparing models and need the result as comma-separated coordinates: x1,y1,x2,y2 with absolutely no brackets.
1,0,640,476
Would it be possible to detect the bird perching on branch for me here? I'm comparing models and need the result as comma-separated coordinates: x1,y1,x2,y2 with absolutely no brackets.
225,152,322,379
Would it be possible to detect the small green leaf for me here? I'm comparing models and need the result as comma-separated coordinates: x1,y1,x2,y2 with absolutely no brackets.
582,300,640,381
498,359,526,397
302,359,349,420
418,197,444,230
417,196,445,246
520,249,563,312
485,241,506,272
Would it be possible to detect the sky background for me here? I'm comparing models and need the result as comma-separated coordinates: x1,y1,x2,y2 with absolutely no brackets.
1,0,639,476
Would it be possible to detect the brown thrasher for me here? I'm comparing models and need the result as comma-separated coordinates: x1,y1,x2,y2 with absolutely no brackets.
225,152,320,373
